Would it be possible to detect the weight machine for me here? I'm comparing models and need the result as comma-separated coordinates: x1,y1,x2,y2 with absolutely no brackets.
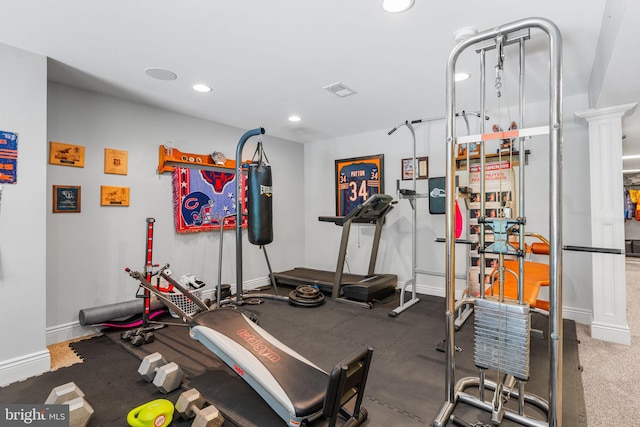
433,18,563,427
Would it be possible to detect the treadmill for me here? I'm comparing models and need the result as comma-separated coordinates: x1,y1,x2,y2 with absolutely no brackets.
273,194,397,308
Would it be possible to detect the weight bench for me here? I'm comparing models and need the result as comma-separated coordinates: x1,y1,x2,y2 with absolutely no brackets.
190,309,372,427
125,268,373,426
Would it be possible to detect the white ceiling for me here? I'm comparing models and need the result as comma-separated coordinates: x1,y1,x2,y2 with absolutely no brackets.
1,1,638,166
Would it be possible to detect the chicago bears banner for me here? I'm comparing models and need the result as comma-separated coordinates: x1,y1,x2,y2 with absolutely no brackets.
172,167,247,233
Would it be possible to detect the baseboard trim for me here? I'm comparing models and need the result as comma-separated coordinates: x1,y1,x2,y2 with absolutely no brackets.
46,321,101,346
0,349,50,387
561,307,592,325
45,278,269,345
591,321,631,345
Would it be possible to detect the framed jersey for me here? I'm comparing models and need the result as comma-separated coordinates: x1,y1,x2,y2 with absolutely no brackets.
335,154,384,217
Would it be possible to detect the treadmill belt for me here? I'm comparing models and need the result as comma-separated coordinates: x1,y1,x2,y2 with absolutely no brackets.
272,267,397,302
273,267,363,293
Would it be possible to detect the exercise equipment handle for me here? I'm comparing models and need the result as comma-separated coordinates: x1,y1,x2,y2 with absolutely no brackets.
563,245,622,255
435,238,474,245
127,399,174,427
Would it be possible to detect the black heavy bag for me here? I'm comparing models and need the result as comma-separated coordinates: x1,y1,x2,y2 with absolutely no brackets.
247,142,273,245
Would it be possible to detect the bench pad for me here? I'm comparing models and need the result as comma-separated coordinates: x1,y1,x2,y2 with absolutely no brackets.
189,309,328,424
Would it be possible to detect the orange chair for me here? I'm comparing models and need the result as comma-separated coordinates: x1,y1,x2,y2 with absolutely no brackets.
486,234,550,310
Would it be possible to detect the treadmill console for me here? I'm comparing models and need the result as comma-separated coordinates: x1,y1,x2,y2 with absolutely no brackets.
318,194,394,225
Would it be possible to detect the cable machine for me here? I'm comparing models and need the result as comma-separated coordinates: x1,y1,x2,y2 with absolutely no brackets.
433,18,563,427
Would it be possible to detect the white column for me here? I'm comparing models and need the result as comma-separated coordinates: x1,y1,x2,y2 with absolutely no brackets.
575,103,637,345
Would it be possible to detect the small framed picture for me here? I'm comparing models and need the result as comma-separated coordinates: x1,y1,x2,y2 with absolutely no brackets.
49,141,85,168
100,185,130,206
104,148,128,175
53,185,81,213
401,156,428,180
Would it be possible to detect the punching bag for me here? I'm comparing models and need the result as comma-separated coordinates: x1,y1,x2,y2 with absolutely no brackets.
247,141,273,245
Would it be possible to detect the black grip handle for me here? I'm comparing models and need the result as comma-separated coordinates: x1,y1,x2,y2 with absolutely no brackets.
563,245,622,255
435,238,474,245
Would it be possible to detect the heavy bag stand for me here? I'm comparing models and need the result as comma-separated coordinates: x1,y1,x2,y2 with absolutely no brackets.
434,18,563,427
234,128,288,305
243,138,321,307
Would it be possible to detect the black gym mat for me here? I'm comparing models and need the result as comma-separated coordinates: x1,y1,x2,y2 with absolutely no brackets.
0,292,588,426
0,334,198,426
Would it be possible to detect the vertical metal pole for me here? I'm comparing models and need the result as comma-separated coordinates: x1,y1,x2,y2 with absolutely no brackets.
517,38,528,417
217,217,225,308
235,127,266,303
478,47,488,403
545,20,563,427
444,50,457,404
518,38,526,306
479,49,487,301
409,122,418,297
142,217,155,327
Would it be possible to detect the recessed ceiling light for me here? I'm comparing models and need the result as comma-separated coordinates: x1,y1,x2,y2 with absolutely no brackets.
381,0,414,13
454,27,478,43
192,84,212,93
288,115,302,122
455,72,471,82
145,67,177,81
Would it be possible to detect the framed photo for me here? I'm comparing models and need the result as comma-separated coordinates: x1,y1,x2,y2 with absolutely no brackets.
335,154,384,217
104,148,128,175
53,185,81,213
49,141,85,168
100,185,130,206
401,156,429,180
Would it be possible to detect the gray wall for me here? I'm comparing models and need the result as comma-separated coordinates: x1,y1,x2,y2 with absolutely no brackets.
303,94,594,322
45,83,306,339
0,43,48,385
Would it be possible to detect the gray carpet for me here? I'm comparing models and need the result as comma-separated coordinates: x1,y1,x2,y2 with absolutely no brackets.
576,257,639,426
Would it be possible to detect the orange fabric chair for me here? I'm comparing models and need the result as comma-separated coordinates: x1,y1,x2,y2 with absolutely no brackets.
484,233,551,309
486,260,549,309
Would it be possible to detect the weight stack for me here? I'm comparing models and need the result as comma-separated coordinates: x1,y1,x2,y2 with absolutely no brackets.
474,297,531,381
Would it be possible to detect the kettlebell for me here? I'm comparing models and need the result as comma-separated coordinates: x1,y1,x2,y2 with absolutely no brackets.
127,399,174,427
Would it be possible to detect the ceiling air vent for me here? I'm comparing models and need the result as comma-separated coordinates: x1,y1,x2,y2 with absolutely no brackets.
323,82,357,98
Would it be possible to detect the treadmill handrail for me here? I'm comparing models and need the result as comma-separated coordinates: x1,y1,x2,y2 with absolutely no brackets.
319,194,394,225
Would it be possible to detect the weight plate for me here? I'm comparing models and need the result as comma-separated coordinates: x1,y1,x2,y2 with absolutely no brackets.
288,290,325,307
294,285,320,299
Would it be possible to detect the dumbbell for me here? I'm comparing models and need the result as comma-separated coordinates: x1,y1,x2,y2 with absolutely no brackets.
122,324,164,347
45,382,94,427
176,389,225,427
137,352,183,393
122,329,156,346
